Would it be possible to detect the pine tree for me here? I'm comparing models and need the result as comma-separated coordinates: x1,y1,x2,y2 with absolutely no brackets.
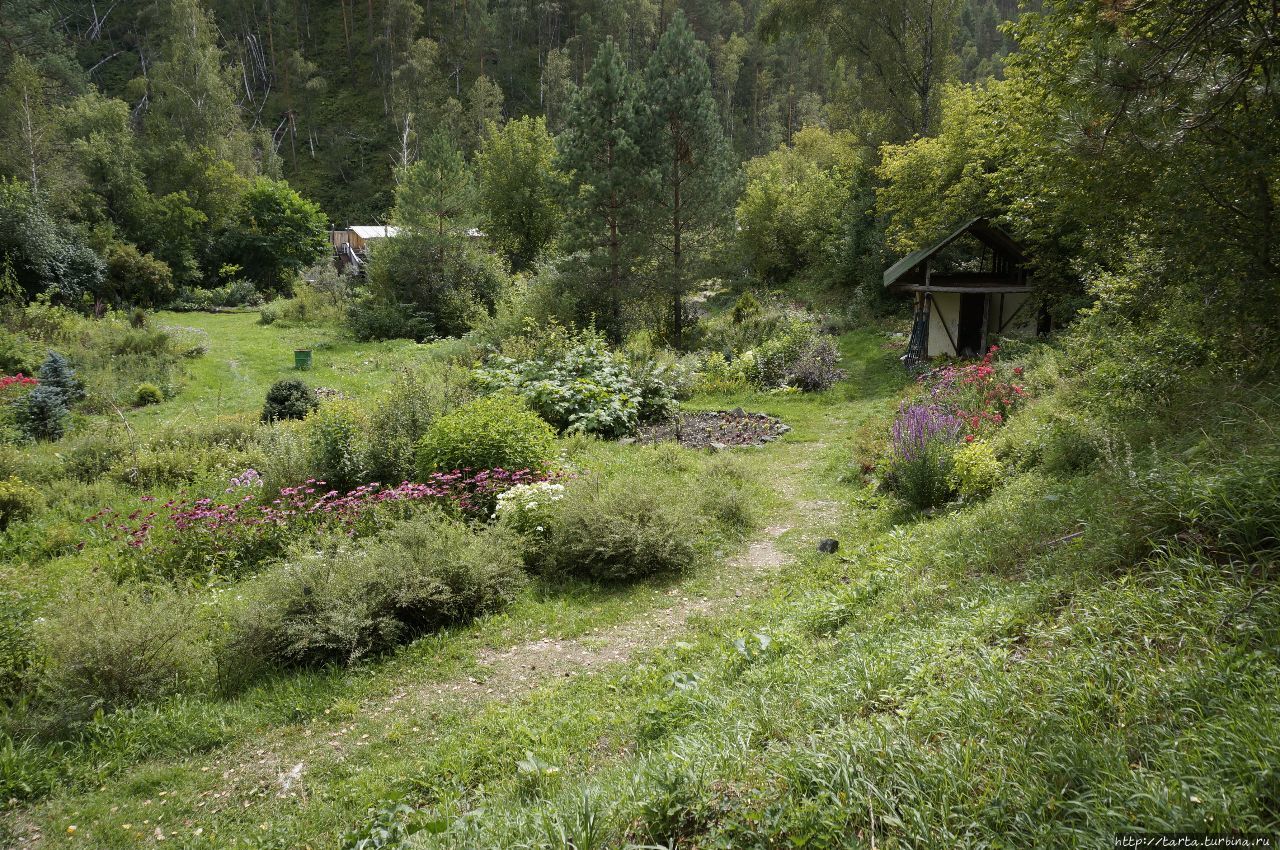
557,39,652,338
642,12,738,347
393,131,475,240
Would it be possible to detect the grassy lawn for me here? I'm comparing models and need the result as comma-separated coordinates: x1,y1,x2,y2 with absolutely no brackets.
126,312,454,433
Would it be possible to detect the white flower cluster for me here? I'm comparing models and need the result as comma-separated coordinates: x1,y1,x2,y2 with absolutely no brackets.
493,481,566,525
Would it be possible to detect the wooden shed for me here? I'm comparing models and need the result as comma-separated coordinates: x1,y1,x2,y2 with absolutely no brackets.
883,217,1041,364
329,225,401,274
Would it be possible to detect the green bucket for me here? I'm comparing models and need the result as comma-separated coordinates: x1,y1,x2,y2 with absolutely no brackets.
294,349,313,370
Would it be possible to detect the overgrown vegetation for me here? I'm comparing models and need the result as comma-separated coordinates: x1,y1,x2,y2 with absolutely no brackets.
0,0,1278,846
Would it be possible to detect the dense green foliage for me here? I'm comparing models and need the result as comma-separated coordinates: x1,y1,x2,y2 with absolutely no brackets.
474,326,679,437
230,515,526,669
0,0,1279,846
415,394,556,476
261,379,318,423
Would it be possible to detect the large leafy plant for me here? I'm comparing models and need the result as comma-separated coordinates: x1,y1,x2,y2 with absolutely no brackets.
474,325,677,438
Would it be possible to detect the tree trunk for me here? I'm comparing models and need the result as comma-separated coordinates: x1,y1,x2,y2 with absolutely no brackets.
671,143,683,348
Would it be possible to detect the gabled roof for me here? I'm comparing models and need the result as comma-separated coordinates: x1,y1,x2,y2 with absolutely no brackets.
349,225,400,239
883,217,1028,288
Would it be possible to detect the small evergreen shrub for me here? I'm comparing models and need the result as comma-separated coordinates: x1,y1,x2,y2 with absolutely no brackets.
35,582,211,720
15,384,69,440
0,476,43,529
416,393,555,476
262,379,318,422
535,480,697,582
35,350,83,402
731,291,762,324
228,515,526,670
133,382,164,406
949,440,1002,500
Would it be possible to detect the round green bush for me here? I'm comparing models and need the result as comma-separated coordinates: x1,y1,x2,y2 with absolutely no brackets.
416,393,555,476
536,480,697,582
133,382,164,407
949,440,1002,500
261,379,317,423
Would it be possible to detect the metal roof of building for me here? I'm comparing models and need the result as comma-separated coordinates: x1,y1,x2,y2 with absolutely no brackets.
348,225,401,239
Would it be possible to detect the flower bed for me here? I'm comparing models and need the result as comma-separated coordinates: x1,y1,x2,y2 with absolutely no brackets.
86,468,555,582
882,346,1028,509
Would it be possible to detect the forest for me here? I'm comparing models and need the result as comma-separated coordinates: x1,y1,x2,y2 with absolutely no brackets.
0,0,1277,847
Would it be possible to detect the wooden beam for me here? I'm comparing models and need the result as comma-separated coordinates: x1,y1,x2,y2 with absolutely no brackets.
903,285,1033,294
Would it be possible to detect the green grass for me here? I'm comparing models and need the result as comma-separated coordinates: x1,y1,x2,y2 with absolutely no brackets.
128,312,457,432
3,318,1278,848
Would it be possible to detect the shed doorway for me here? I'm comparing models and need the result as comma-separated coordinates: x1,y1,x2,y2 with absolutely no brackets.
957,293,986,356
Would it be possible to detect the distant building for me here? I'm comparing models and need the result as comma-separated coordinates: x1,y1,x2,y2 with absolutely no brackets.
883,217,1045,366
329,225,400,273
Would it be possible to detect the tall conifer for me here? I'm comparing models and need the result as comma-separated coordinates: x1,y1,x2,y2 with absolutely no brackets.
643,12,737,347
557,38,651,338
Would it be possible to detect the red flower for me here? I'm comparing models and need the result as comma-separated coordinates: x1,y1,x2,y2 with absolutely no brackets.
964,434,975,443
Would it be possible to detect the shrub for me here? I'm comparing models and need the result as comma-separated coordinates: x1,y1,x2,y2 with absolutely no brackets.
0,372,38,443
949,440,1002,500
535,479,697,582
15,384,69,440
782,335,845,392
228,515,526,669
346,298,435,342
0,476,43,529
35,582,210,720
35,350,83,402
692,351,753,395
416,394,555,477
262,379,318,422
749,319,846,392
732,291,762,324
364,368,471,484
361,234,507,339
475,326,678,437
133,382,164,406
305,399,369,491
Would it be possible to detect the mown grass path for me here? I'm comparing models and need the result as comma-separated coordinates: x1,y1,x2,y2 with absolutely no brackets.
9,328,906,849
